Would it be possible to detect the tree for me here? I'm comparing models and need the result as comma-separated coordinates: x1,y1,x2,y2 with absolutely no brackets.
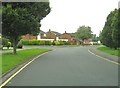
118,8,120,48
92,34,99,42
2,2,51,54
100,9,120,49
112,8,120,49
75,25,92,41
0,2,1,34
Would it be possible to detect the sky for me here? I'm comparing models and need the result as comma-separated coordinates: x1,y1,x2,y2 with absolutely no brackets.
40,0,119,36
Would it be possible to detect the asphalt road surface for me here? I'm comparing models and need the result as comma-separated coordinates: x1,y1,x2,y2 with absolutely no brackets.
5,46,118,86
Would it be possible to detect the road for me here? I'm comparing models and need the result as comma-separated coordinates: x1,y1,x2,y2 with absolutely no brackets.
4,46,118,86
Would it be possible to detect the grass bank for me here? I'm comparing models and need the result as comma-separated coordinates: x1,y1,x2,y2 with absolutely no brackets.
97,46,120,56
1,48,51,74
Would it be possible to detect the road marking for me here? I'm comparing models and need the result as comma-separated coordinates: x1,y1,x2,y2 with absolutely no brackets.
88,49,119,65
0,49,55,88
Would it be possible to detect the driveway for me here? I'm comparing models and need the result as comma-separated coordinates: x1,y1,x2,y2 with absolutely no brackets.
4,46,118,86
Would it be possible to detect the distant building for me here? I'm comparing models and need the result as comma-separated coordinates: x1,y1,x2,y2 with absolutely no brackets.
59,31,77,45
22,29,80,45
83,38,92,45
37,29,61,42
21,34,37,40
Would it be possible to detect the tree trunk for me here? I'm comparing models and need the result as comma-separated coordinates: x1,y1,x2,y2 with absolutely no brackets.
82,39,84,46
114,47,117,50
13,38,17,54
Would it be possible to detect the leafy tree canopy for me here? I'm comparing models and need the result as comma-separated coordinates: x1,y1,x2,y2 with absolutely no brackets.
2,2,51,54
75,25,93,41
100,8,120,49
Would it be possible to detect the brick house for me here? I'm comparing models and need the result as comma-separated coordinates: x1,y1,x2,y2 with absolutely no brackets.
46,29,61,40
59,31,77,45
21,34,37,40
37,30,46,39
22,29,80,45
37,29,61,41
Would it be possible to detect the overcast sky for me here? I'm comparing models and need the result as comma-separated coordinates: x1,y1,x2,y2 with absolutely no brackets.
40,0,119,36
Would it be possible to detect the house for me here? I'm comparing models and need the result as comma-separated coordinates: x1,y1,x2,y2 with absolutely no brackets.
59,31,77,45
21,34,37,40
37,30,46,39
83,38,92,45
59,31,71,42
22,29,80,45
37,29,61,42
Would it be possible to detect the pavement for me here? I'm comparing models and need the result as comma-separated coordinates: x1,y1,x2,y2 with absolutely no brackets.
1,45,71,54
2,45,118,86
89,45,119,63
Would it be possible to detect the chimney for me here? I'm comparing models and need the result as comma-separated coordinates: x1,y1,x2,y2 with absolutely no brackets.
65,31,66,33
49,29,51,32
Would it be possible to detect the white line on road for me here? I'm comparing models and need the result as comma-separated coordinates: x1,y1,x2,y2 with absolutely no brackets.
0,49,56,88
88,49,119,65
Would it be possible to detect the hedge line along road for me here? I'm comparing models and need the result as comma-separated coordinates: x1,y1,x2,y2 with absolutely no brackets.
4,46,118,86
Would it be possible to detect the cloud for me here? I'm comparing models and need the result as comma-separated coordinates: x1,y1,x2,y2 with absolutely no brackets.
41,0,119,36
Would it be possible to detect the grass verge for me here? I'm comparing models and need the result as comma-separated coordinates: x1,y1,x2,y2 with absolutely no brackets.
97,46,120,56
1,48,51,74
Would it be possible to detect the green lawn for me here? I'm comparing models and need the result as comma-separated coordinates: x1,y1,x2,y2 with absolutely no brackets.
1,48,51,74
97,46,120,56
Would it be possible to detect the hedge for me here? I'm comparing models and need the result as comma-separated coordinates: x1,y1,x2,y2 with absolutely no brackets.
21,40,70,45
21,39,52,45
54,41,70,45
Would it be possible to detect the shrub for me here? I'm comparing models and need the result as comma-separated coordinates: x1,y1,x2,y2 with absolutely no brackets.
45,41,49,45
17,42,23,48
52,41,55,46
2,38,11,49
55,41,60,45
21,40,29,45
54,41,67,45
93,42,101,45
2,38,9,47
6,42,11,49
21,39,70,46
29,40,37,45
59,41,64,45
21,40,52,45
64,41,70,45
49,41,52,45
45,41,52,45
39,40,45,45
35,40,40,45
